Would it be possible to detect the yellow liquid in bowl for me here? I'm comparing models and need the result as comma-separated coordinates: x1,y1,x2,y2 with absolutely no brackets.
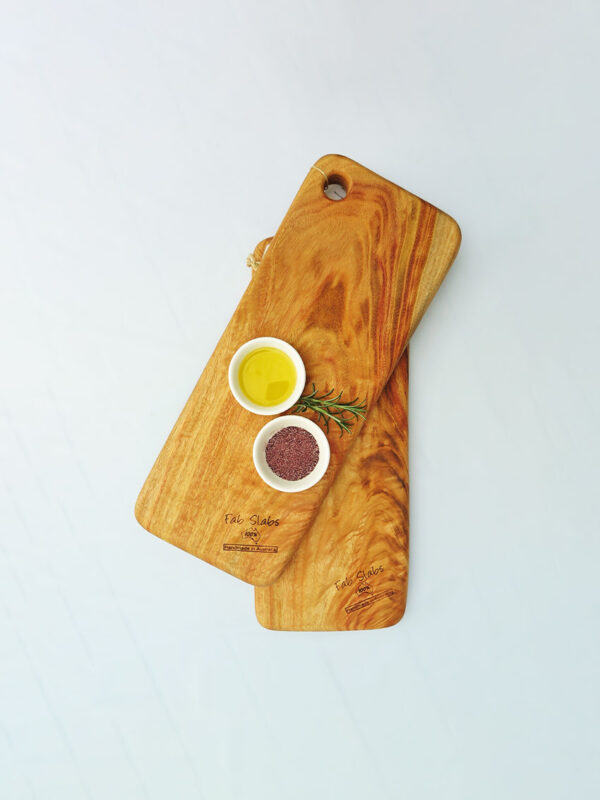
238,347,297,407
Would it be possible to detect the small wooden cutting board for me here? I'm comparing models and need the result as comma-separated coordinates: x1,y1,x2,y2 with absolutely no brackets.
135,155,460,585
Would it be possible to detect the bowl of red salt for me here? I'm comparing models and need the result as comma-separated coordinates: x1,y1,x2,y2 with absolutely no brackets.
252,415,330,492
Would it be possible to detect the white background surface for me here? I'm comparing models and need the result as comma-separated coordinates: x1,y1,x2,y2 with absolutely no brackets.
1,2,599,798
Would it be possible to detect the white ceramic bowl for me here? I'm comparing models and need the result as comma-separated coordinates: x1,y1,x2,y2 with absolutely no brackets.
253,415,330,493
228,337,306,415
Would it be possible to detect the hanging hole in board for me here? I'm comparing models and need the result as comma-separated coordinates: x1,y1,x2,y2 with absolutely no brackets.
323,174,348,201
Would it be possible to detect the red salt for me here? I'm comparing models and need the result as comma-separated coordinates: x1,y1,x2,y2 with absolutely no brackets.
265,425,319,481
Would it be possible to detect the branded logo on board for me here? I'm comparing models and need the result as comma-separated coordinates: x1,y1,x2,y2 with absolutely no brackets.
222,513,279,553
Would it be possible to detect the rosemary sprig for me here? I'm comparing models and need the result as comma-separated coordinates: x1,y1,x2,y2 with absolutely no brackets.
292,384,367,436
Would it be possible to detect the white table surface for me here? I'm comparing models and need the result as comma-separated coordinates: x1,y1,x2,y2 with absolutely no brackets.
2,2,599,798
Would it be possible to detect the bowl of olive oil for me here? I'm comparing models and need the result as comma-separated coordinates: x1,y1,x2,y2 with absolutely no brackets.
228,337,306,415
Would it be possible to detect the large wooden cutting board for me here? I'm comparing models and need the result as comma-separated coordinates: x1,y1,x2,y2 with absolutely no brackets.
135,154,460,585
255,350,409,630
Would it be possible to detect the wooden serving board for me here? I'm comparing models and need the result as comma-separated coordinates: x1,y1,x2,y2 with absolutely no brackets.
255,349,409,630
135,154,460,586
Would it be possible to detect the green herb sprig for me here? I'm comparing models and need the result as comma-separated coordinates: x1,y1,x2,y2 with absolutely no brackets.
292,384,367,436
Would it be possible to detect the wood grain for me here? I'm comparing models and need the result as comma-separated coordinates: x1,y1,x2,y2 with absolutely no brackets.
135,154,460,585
255,348,409,630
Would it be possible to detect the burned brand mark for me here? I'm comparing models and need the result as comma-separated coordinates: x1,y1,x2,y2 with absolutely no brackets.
222,513,280,554
224,513,280,527
334,564,384,593
333,564,397,614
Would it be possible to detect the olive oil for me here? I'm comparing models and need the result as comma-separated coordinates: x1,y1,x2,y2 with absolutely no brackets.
238,347,296,407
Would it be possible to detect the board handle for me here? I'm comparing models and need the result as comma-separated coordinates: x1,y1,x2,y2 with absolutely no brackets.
246,237,273,273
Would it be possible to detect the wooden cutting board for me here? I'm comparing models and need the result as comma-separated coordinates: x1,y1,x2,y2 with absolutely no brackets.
255,349,409,630
135,154,460,585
